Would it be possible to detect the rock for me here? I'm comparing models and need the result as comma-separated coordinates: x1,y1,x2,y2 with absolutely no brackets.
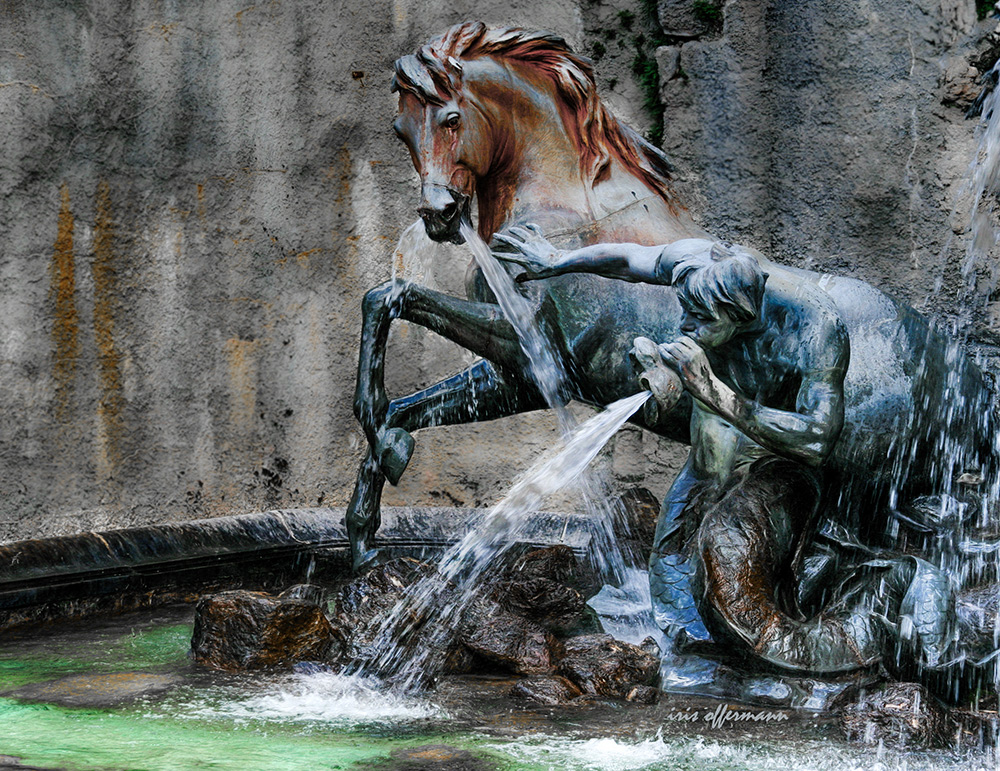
614,487,660,559
655,46,682,84
626,685,660,704
459,599,559,674
492,545,587,634
494,576,586,634
9,672,179,708
334,557,436,659
657,0,719,38
838,682,958,749
191,590,339,671
509,675,583,705
334,558,475,682
505,545,577,583
279,583,329,606
355,744,498,770
557,634,660,699
638,636,662,658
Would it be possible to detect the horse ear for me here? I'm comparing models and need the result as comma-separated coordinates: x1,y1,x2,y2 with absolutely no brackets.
588,149,612,186
437,21,487,56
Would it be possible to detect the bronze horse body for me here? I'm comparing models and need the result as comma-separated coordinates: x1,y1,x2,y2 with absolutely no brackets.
349,23,994,677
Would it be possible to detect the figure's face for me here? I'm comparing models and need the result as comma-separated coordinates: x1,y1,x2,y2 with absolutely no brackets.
679,303,740,349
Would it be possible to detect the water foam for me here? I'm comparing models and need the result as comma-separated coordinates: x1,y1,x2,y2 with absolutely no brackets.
157,671,442,727
490,733,993,771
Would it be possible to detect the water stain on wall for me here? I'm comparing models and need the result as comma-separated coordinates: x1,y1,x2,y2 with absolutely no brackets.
92,180,125,478
50,183,79,425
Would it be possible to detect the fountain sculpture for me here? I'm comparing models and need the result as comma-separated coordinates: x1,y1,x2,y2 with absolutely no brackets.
349,21,1000,700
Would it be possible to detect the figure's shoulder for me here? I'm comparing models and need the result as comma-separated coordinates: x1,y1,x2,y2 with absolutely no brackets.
763,272,849,368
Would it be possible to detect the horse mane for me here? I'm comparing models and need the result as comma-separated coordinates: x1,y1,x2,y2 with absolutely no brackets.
392,21,680,211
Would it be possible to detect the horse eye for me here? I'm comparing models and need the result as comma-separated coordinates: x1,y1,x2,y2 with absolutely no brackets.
444,112,460,129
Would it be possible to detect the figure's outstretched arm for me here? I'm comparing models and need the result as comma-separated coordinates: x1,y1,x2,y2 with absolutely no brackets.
492,224,710,285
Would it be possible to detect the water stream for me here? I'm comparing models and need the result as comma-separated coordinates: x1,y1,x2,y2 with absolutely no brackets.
459,220,632,584
359,390,650,692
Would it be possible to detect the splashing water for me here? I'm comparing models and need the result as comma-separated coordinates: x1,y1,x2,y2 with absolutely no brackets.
159,670,442,727
360,391,650,692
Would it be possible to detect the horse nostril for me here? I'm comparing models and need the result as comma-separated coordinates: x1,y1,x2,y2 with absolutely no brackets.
419,185,461,223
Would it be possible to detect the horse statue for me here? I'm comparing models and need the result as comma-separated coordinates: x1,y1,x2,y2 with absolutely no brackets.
348,22,997,686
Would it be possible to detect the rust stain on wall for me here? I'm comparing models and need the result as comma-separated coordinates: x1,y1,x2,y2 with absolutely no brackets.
224,338,260,429
196,183,207,223
50,183,79,424
92,180,125,475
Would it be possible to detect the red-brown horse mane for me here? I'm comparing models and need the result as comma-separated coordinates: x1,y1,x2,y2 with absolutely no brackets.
392,21,681,212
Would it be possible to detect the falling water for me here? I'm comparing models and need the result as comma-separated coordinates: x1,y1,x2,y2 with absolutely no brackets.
360,390,649,692
959,62,1000,317
458,220,632,582
458,220,571,426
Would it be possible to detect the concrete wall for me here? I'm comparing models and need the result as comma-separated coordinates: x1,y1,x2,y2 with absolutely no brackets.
0,0,994,541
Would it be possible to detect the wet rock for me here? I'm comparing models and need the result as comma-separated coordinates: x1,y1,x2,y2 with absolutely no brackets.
956,582,1000,660
492,545,587,634
509,674,583,705
0,756,56,771
9,672,179,708
838,682,958,749
557,634,660,699
333,557,436,659
279,583,328,606
505,545,577,583
614,487,660,563
638,636,662,658
191,590,339,671
333,558,474,682
459,599,558,674
494,577,586,635
626,685,660,704
356,744,497,770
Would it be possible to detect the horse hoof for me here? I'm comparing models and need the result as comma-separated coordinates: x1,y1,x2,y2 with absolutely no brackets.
352,547,380,574
377,428,415,485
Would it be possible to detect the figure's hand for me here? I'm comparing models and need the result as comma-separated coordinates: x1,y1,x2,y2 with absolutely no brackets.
491,224,563,282
658,337,717,406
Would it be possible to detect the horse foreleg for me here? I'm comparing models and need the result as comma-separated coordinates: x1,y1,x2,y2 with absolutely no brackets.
347,360,546,570
350,279,549,569
354,278,534,475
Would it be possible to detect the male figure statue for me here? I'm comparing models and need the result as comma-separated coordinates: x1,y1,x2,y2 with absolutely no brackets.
495,226,953,675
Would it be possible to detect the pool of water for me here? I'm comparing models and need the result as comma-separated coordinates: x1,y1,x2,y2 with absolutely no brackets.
0,605,993,771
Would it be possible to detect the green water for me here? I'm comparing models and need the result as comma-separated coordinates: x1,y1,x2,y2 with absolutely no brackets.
0,623,190,690
0,608,992,771
0,698,435,770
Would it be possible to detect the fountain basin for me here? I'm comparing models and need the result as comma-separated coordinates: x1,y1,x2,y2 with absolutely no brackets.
0,506,596,632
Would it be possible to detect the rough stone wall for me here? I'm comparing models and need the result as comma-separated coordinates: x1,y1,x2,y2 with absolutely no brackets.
657,0,989,315
0,0,994,541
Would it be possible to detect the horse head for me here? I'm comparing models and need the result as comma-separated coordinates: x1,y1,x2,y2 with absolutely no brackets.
392,22,686,245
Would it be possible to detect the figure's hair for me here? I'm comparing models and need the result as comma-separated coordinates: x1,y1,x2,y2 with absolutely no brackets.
392,21,680,209
671,243,767,323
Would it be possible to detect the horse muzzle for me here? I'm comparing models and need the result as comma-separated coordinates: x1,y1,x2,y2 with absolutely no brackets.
418,183,471,244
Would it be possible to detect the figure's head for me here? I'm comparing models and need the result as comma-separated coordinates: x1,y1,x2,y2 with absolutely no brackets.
671,242,767,348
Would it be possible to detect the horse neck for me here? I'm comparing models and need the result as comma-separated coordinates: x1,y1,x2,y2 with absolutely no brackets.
474,122,593,240
470,67,704,245
477,152,706,247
